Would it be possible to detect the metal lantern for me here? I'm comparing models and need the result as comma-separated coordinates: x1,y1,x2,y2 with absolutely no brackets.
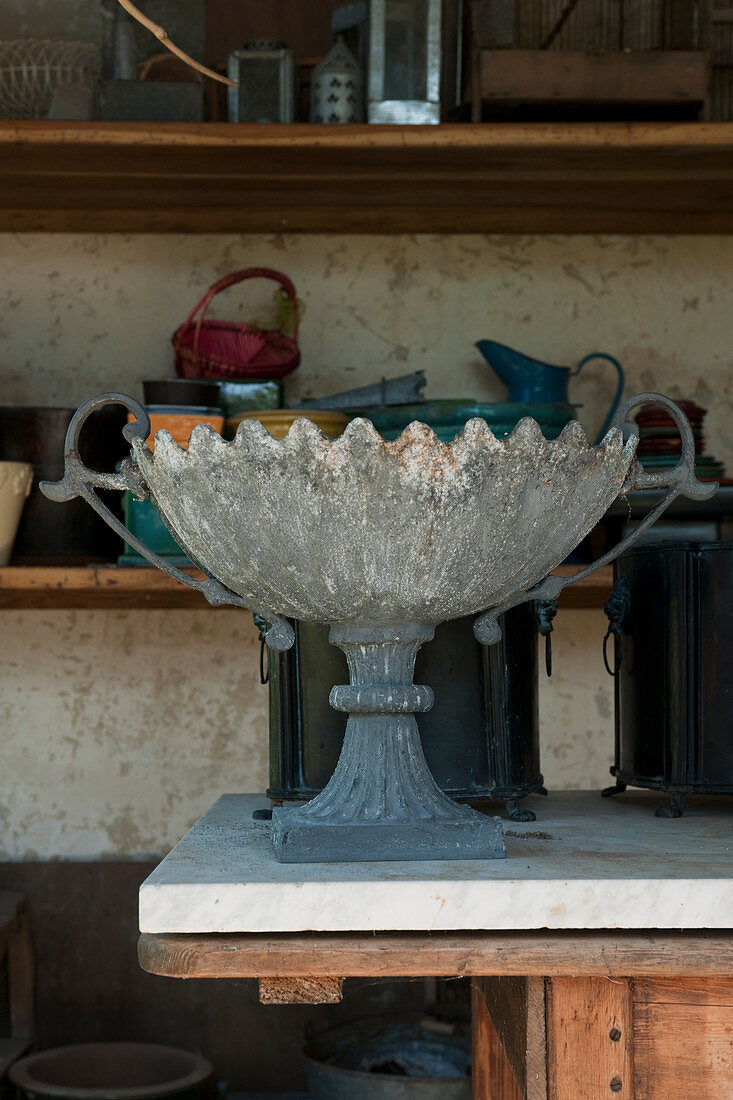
603,541,733,817
227,40,294,123
311,38,365,123
368,0,442,123
332,1,369,72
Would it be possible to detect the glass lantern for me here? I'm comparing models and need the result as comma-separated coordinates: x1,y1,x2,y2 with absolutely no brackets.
368,0,442,123
227,40,295,123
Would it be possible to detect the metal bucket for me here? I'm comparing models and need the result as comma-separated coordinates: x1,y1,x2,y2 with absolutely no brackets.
305,1020,471,1100
9,1043,212,1100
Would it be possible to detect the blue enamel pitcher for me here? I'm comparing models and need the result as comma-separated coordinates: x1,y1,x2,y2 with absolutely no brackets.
475,340,625,445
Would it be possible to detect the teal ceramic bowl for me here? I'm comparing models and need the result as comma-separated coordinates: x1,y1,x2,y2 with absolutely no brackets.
119,492,189,566
362,400,577,442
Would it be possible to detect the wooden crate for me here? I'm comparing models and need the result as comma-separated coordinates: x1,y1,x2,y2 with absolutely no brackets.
469,1,733,119
472,48,710,120
471,0,705,52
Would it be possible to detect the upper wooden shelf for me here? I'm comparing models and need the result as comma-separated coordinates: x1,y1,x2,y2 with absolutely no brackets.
1,121,733,233
0,564,611,610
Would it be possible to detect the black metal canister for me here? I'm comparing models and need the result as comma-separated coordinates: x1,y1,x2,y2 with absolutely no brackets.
0,405,128,563
603,541,733,816
264,603,545,821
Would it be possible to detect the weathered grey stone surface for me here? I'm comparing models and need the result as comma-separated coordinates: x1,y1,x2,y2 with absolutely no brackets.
43,405,641,862
132,416,636,626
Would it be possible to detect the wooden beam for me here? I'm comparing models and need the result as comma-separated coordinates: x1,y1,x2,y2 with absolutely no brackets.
258,977,343,1004
138,930,733,981
476,977,547,1100
2,121,733,234
476,51,709,106
472,981,523,1099
546,977,633,1100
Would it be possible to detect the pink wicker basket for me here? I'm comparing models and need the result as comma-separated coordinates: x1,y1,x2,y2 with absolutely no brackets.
172,267,300,380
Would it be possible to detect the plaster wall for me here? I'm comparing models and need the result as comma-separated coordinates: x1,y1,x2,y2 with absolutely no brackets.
0,232,730,858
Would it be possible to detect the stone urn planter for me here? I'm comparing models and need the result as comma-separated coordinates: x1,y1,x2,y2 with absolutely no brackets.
42,391,713,863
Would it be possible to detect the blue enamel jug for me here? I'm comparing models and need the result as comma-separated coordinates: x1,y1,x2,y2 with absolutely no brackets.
475,340,625,444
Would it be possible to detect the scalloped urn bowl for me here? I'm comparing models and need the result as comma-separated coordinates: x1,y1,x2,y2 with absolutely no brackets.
132,416,636,864
132,417,634,625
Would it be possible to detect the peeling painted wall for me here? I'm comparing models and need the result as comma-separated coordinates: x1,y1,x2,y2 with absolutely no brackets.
1,609,267,858
0,232,729,858
1,233,731,457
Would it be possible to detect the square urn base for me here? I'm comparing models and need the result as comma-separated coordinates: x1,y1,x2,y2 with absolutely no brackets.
270,810,506,863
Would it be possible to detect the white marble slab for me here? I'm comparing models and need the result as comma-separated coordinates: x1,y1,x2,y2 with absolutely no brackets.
139,791,733,934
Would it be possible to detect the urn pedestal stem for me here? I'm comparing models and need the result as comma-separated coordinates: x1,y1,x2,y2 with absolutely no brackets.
270,622,506,863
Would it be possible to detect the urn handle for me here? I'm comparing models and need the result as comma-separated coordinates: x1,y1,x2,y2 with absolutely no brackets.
40,392,294,651
602,575,631,676
474,392,716,645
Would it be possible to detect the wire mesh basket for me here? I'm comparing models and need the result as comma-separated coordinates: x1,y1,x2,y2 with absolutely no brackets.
0,38,100,119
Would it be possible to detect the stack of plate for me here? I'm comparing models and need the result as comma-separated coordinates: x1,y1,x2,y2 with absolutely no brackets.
635,399,726,483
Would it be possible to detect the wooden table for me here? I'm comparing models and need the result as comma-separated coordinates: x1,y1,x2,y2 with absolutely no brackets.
138,794,733,1098
140,929,733,1098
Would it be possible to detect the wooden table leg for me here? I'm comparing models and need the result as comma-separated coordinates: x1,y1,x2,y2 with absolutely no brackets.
546,977,633,1099
472,980,522,1099
472,977,546,1099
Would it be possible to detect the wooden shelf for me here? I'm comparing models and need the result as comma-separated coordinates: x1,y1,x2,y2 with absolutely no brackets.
0,565,208,609
1,121,733,233
0,564,611,610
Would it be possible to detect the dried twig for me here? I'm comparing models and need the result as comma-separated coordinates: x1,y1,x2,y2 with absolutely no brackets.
115,0,237,86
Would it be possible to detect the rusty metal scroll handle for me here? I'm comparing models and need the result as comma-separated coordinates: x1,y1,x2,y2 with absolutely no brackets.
474,392,717,646
39,392,295,651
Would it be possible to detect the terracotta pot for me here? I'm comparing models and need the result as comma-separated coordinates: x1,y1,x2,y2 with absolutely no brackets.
9,1042,212,1100
226,408,351,440
128,406,225,451
0,461,33,566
